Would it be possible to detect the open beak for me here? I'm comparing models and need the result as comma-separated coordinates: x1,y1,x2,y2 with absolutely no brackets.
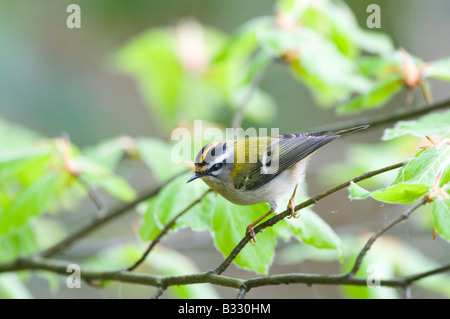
187,172,204,183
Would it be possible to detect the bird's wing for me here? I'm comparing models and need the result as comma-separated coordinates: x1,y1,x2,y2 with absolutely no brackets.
231,133,339,190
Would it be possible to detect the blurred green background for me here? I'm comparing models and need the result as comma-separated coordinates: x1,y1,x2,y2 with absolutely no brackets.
2,0,450,146
1,0,450,299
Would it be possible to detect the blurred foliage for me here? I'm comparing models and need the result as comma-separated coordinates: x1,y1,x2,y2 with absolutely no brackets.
114,18,276,130
280,234,450,298
115,0,450,126
1,0,450,299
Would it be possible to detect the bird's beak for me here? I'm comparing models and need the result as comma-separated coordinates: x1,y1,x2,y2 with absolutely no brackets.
187,172,203,183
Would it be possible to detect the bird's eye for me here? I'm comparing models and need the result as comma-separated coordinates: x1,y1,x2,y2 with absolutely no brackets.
211,163,223,171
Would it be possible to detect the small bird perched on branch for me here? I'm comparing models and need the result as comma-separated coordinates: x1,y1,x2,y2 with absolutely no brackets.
187,125,369,242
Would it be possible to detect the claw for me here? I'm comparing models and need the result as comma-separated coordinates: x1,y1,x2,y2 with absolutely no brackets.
246,225,257,245
287,184,299,218
245,210,273,244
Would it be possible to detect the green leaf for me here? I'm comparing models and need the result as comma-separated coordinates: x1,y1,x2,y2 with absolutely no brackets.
337,75,403,114
432,198,450,240
0,223,40,263
383,109,450,140
393,146,450,186
0,146,52,173
287,209,344,260
114,28,183,128
349,181,371,200
425,57,450,81
350,145,450,203
352,28,395,56
114,25,228,129
305,1,393,56
212,197,276,274
0,172,66,234
357,55,398,78
259,27,369,106
350,181,431,204
277,0,394,58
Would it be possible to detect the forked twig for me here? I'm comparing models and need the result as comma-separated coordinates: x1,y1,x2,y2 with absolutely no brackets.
347,197,429,277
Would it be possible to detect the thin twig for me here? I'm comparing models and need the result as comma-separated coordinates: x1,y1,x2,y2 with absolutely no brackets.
347,198,429,277
213,161,406,275
76,175,107,215
236,285,248,299
231,57,276,129
126,189,212,272
151,286,166,299
403,262,450,284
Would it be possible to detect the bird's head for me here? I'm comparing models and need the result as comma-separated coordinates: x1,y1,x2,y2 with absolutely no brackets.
187,140,234,185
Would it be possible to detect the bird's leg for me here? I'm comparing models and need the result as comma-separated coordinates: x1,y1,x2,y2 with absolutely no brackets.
287,183,298,218
246,210,273,244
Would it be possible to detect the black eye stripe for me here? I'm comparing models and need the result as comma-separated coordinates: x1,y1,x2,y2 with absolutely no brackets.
210,162,224,171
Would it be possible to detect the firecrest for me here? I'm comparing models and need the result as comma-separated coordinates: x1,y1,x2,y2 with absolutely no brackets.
187,125,368,242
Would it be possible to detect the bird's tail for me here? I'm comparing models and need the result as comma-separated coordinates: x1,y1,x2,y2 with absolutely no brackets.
326,125,369,137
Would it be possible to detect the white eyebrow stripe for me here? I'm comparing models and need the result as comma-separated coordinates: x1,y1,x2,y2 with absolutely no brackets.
207,153,229,169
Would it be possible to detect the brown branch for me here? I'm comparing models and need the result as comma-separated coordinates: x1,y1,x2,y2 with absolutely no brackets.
1,255,450,297
347,197,429,277
126,189,212,272
212,161,406,275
